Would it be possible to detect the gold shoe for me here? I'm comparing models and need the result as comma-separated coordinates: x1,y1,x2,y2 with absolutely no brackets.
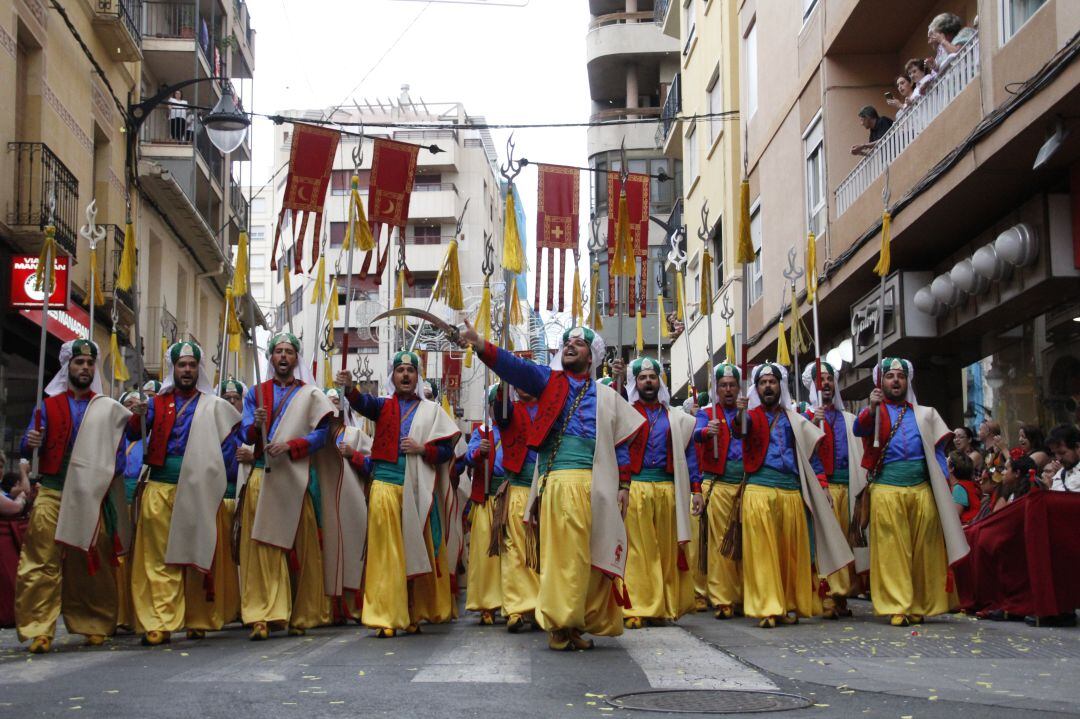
186,630,206,640
780,613,799,625
714,605,734,620
757,617,777,629
84,634,106,647
405,624,421,635
568,630,594,650
908,615,924,625
375,628,396,638
249,622,269,641
479,611,495,626
548,629,571,651
287,627,306,637
890,614,910,627
694,596,709,612
506,614,525,633
624,616,644,630
141,630,170,646
28,636,52,654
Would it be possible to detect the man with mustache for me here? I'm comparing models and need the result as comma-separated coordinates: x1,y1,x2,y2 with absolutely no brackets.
733,363,852,628
457,324,644,651
694,363,745,620
125,341,240,645
16,339,131,653
852,358,968,626
336,351,461,637
621,357,703,629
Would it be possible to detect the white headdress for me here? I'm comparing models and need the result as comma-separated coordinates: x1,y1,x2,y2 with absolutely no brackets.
626,356,671,406
45,339,104,397
550,326,606,375
747,362,792,410
801,361,844,411
160,341,214,394
872,357,917,405
384,350,426,398
264,332,317,386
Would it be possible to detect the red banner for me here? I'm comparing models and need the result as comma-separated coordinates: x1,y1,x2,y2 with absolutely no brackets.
443,354,462,389
606,172,650,315
362,138,420,285
8,254,69,310
272,122,340,274
20,302,90,343
535,164,580,312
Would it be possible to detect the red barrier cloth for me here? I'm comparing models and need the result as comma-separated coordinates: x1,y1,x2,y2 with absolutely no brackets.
535,164,580,312
954,491,1080,617
363,139,419,284
606,173,650,315
0,518,28,627
272,123,341,273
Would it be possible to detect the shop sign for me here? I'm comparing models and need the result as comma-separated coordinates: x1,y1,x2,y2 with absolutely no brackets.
20,302,91,343
9,254,70,310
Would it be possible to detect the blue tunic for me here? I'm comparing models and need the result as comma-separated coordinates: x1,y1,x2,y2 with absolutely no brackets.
345,394,455,466
761,409,800,477
20,394,91,458
637,404,701,485
467,425,505,478
692,405,743,462
825,409,849,471
240,381,329,453
854,402,948,476
128,390,237,474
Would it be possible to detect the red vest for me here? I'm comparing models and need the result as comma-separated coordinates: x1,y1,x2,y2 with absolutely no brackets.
804,409,836,477
627,403,674,475
957,479,981,524
742,407,781,474
859,402,910,472
370,395,408,464
38,392,82,476
500,401,535,473
527,371,574,449
469,426,498,503
144,391,197,467
697,405,733,476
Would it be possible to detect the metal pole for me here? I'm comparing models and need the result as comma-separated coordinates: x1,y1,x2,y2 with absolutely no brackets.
216,288,231,392
740,263,750,435
130,203,148,458
30,239,53,479
872,274,886,448
246,295,270,473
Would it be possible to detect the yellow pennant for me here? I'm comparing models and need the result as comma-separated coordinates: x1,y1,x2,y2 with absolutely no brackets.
571,265,582,328
587,261,603,331
509,281,524,327
283,270,292,306
790,284,808,354
725,324,736,364
346,177,375,252
233,231,249,296
657,295,669,338
735,180,754,265
326,278,340,323
700,249,714,316
635,308,644,352
502,191,524,274
611,193,634,277
432,239,464,310
116,221,136,291
776,317,791,367
226,288,243,353
159,334,168,380
394,269,406,335
805,232,818,303
89,246,105,306
873,211,892,277
312,256,327,305
675,272,685,322
441,389,453,418
111,331,130,382
34,225,57,293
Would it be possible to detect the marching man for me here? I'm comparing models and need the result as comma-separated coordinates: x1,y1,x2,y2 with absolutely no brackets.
16,339,130,652
457,324,644,651
464,385,505,626
126,341,240,645
852,358,968,626
622,357,703,628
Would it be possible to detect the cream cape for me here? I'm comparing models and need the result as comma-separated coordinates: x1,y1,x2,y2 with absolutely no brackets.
839,410,870,573
163,393,240,571
781,407,855,577
317,425,371,595
400,399,462,578
443,434,470,577
250,384,336,549
54,395,131,553
525,382,645,578
666,408,696,545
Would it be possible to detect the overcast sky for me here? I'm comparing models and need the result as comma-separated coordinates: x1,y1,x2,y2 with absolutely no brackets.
245,0,593,259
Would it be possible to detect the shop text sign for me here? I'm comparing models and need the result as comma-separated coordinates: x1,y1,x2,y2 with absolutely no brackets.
9,254,70,310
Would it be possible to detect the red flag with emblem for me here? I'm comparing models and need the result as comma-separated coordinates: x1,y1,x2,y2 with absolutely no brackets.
606,172,650,315
272,123,340,274
362,138,419,285
535,164,580,312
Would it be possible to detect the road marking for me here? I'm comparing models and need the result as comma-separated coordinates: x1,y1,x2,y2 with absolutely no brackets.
412,628,530,684
613,626,777,691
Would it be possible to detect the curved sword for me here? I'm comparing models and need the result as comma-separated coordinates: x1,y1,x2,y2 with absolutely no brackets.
372,307,460,345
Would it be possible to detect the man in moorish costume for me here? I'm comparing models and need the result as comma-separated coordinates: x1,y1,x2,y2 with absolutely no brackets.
142,379,162,398
853,358,968,626
239,332,335,640
621,356,702,628
126,342,240,645
464,385,505,625
457,323,644,651
16,339,130,653
492,384,542,633
336,351,461,638
733,363,852,628
694,364,745,620
801,362,866,619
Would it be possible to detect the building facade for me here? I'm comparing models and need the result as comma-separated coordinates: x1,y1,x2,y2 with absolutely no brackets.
0,0,255,460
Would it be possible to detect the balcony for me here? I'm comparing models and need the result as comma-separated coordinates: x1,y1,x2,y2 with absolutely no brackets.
409,182,460,222
5,142,79,257
92,0,143,61
835,37,981,216
141,1,215,79
100,224,136,315
586,11,677,64
229,0,255,78
229,175,248,230
659,72,681,149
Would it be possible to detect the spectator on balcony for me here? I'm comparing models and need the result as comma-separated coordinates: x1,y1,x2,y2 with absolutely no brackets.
168,90,189,142
1044,423,1080,492
885,75,915,118
850,106,894,156
905,59,937,101
928,13,977,71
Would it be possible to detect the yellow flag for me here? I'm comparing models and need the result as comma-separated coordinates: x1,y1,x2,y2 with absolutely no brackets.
226,287,242,353
394,269,406,335
587,262,603,331
873,211,891,277
34,226,57,293
233,231,249,295
432,239,464,310
283,270,292,306
611,193,634,277
475,283,492,340
502,191,524,274
312,256,326,305
509,281,524,327
346,177,375,251
111,331,130,382
735,180,754,265
700,249,714,316
116,221,136,291
571,265,582,327
776,317,791,367
657,296,669,338
635,308,644,352
159,334,167,380
326,278,340,323
675,272,685,322
725,324,736,365
805,232,818,303
790,285,806,354
441,390,453,418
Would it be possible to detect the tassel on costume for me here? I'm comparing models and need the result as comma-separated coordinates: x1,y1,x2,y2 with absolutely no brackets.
677,545,689,572
116,221,136,291
720,478,748,561
487,482,510,558
849,489,870,547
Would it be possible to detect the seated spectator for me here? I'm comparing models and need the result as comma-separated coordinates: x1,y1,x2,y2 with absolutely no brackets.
928,13,976,71
905,58,937,100
947,450,981,525
979,419,1008,481
885,75,915,118
1044,423,1080,491
953,425,984,474
1017,423,1051,471
850,106,894,156
994,455,1038,513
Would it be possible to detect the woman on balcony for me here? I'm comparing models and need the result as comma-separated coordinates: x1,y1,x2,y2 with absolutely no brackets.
928,13,977,72
886,75,915,118
168,90,189,142
906,59,937,101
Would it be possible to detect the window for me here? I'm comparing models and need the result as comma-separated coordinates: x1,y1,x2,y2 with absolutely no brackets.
250,253,266,269
685,125,699,188
803,115,826,238
415,173,442,190
1001,0,1046,42
276,286,304,329
709,217,724,291
404,272,436,298
251,281,265,299
744,19,758,118
683,0,696,55
707,67,723,146
593,157,609,213
250,198,267,215
335,328,380,354
330,221,347,248
249,225,266,244
749,202,763,305
409,225,442,245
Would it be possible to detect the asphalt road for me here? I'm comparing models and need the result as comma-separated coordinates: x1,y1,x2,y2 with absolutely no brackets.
1,599,1077,718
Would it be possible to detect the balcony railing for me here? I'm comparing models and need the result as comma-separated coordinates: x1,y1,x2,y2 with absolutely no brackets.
96,0,143,45
835,37,980,216
6,142,79,257
142,1,196,39
413,182,458,194
101,224,135,310
661,72,681,142
230,176,248,228
654,0,670,24
591,106,662,123
589,11,654,30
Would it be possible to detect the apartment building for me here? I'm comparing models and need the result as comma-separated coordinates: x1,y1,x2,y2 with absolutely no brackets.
586,0,682,363
268,90,504,424
0,0,255,456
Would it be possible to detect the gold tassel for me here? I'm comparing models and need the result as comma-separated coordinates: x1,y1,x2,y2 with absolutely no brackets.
700,249,714,316
571,265,582,327
475,283,492,340
312,256,326,305
323,352,332,388
502,191,524,274
89,247,105,306
873,211,891,277
111,331,129,382
283,270,292,306
116,221,136,291
657,295,669,338
226,288,243,353
611,193,634,277
725,324,736,364
432,239,465,310
735,180,754,265
635,308,644,351
588,262,603,331
34,225,57,293
464,345,474,369
159,334,167,380
790,285,808,354
347,177,375,251
675,272,685,322
805,232,817,303
326,278,340,323
777,317,791,367
394,269,406,335
509,281,524,327
233,231,249,295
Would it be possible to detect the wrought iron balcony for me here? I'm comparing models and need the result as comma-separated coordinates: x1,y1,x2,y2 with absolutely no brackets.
101,224,135,311
661,72,682,142
93,0,143,60
6,142,79,257
229,175,248,229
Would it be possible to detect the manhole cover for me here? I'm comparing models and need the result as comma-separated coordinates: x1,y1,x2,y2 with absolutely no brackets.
608,689,812,714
